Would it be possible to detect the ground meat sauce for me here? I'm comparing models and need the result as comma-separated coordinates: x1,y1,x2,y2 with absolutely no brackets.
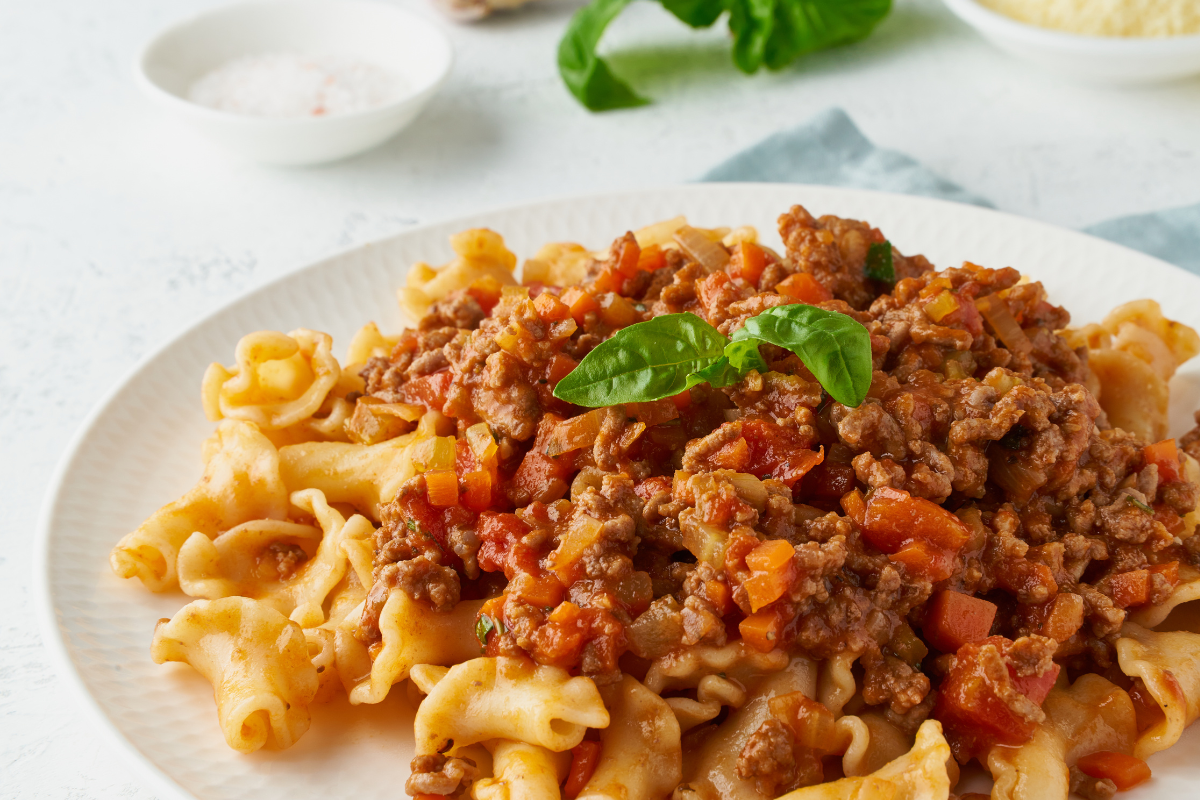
361,206,1200,791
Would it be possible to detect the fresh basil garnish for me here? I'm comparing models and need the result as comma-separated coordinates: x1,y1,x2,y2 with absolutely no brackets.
553,313,729,405
865,241,894,283
553,306,871,407
558,0,891,111
732,304,872,407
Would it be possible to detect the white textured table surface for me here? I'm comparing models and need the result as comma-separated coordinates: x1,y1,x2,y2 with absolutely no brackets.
3,0,1199,797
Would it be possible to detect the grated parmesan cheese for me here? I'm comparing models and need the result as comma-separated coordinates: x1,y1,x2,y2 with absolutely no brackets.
977,0,1200,37
188,54,404,118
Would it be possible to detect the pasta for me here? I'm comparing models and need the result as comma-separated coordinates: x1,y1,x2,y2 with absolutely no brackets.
150,596,317,753
110,419,288,591
410,657,610,753
115,207,1200,798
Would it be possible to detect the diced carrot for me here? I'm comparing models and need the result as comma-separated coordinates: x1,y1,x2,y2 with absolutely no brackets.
1149,561,1180,587
598,293,636,328
512,572,565,608
560,286,600,326
746,539,796,572
462,470,493,512
769,691,837,752
548,600,582,625
863,487,972,552
592,267,624,295
739,608,783,653
1076,751,1151,791
612,233,642,278
637,243,667,273
425,469,459,507
889,537,956,582
1144,439,1182,484
547,353,579,386
776,272,833,304
840,489,867,526
710,437,752,472
1035,593,1085,642
1110,570,1150,608
922,590,997,653
744,564,796,612
702,579,732,616
730,242,767,285
534,291,571,323
562,741,602,800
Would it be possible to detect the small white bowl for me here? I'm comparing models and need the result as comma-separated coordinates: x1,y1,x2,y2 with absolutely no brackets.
137,0,453,165
941,0,1200,85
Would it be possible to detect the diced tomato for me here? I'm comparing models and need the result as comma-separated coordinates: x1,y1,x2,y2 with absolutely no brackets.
560,286,600,326
511,449,570,505
1143,439,1182,484
1076,752,1151,791
401,369,453,414
476,512,531,576
562,741,602,800
922,590,997,653
465,277,502,314
710,437,752,471
1031,593,1085,643
545,353,578,387
729,242,768,285
740,419,824,488
935,635,1061,761
1109,570,1150,608
534,291,571,323
740,607,784,653
532,604,626,671
425,469,460,507
940,295,984,337
669,389,692,410
776,272,833,304
634,476,672,503
1149,561,1180,587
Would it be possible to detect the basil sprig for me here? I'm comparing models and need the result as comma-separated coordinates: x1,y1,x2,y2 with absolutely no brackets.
553,305,871,407
558,0,892,111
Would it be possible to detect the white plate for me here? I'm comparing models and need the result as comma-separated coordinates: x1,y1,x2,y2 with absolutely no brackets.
36,184,1200,800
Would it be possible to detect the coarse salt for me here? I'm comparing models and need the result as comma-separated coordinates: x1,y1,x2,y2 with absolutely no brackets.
188,53,405,118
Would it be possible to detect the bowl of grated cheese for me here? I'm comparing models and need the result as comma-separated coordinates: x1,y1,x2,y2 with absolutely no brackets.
941,0,1200,85
137,0,453,165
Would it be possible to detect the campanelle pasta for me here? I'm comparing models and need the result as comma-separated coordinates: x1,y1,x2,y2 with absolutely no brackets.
112,209,1200,799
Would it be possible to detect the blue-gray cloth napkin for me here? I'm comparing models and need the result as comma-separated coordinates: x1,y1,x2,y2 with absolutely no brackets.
701,108,1200,277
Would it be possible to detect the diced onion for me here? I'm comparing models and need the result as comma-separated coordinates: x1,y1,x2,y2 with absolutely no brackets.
413,436,456,472
674,225,731,271
544,409,606,457
976,294,1033,355
466,422,498,465
925,290,960,323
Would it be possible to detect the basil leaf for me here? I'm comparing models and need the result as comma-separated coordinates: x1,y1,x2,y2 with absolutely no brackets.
759,0,892,71
865,240,894,283
553,313,729,406
557,0,649,111
689,356,742,389
728,0,775,73
661,0,726,27
733,305,872,407
724,337,769,373
475,614,495,645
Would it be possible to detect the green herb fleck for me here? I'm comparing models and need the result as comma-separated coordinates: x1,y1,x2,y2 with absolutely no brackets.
406,520,418,531
475,614,495,645
865,241,895,283
1127,496,1154,514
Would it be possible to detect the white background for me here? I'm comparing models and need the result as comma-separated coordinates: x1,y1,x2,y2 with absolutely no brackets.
3,0,1199,796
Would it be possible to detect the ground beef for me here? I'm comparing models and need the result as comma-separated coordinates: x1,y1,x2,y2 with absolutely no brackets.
406,754,478,796
1069,766,1117,800
259,541,308,580
737,719,798,797
861,648,931,714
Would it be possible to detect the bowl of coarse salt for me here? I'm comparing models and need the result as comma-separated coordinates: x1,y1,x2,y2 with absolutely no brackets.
137,0,453,165
940,0,1200,85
